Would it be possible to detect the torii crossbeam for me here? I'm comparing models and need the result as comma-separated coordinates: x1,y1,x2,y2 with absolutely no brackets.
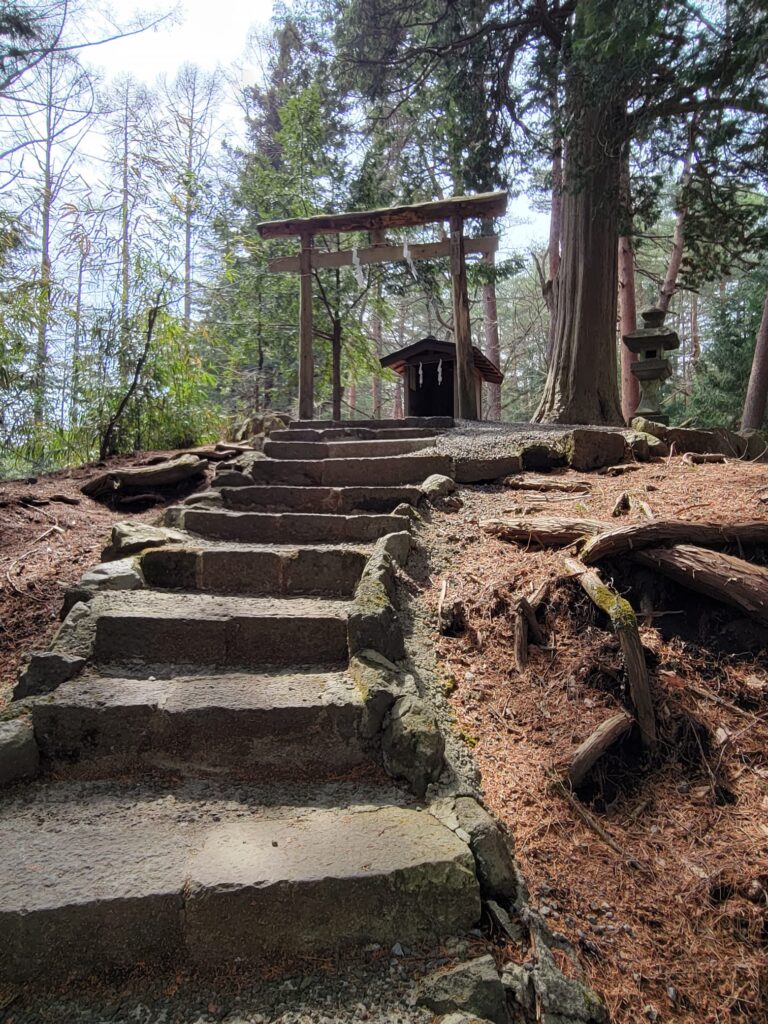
257,191,508,420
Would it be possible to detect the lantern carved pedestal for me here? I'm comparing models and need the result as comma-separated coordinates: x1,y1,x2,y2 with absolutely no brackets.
623,307,680,425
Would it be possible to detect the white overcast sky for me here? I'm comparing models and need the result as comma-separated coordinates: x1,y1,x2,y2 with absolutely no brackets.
95,0,546,247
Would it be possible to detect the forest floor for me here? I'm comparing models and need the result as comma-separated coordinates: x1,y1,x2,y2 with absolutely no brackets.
418,459,768,1024
2,451,767,1022
0,452,212,706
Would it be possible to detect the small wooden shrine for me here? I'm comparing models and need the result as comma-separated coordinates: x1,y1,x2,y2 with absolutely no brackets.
257,191,507,421
380,336,503,419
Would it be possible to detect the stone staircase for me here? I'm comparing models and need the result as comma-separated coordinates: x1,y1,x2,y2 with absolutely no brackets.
1,416,487,982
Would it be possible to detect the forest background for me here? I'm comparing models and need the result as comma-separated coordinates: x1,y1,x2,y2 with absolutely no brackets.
0,0,766,477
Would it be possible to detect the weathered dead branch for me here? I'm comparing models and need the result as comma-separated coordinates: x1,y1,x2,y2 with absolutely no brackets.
682,452,726,465
568,711,635,788
502,475,591,493
482,516,608,547
564,556,657,749
634,544,768,624
581,519,768,564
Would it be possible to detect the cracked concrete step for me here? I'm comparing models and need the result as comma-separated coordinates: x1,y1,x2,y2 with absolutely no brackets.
140,543,367,596
90,591,350,668
220,484,422,513
269,426,438,442
0,783,480,980
262,437,437,461
169,508,409,544
289,416,454,430
33,669,368,774
243,453,452,487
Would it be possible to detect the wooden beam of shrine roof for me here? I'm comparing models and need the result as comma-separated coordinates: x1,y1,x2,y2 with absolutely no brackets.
267,234,498,274
257,191,507,239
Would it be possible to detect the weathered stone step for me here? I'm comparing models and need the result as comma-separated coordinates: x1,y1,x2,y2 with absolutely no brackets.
220,484,422,514
91,591,350,668
33,669,367,774
141,543,367,596
169,508,409,544
289,416,453,430
0,782,480,980
263,437,437,460
244,453,452,487
269,426,438,442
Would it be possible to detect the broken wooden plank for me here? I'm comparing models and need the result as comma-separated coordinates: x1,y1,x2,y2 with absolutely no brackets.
564,557,657,749
634,544,768,624
581,519,768,564
568,711,635,788
482,516,608,547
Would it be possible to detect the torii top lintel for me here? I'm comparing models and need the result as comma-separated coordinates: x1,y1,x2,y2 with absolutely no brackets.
257,190,507,239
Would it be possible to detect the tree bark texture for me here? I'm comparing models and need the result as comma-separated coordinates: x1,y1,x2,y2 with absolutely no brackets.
534,103,623,425
581,518,768,564
741,288,768,431
634,545,768,624
657,139,695,313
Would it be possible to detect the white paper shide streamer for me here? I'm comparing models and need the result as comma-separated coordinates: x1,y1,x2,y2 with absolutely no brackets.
418,361,423,387
437,358,443,385
351,247,365,288
403,241,417,280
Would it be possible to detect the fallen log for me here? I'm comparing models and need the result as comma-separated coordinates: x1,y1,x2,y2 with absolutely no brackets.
581,519,768,564
634,544,768,624
482,516,608,547
568,711,635,788
82,454,208,499
682,452,726,465
564,557,657,749
502,475,591,493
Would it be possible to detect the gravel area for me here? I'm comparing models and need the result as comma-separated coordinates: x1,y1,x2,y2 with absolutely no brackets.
433,419,625,461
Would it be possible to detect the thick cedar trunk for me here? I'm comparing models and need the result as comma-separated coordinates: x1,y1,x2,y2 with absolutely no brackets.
545,139,562,362
618,234,640,422
534,104,623,425
742,289,768,431
348,381,357,419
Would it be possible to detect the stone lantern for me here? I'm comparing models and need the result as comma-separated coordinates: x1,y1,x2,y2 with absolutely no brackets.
623,307,680,424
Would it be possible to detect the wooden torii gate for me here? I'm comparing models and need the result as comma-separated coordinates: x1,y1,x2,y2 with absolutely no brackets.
257,191,507,421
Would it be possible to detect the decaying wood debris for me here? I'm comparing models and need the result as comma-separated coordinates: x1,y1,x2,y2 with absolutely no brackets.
568,711,635,788
580,518,768,563
564,556,657,749
82,453,208,500
482,516,608,547
502,475,591,493
682,452,727,465
512,583,548,671
634,544,768,624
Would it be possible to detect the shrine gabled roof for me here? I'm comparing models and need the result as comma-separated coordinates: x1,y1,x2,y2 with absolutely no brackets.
380,336,504,384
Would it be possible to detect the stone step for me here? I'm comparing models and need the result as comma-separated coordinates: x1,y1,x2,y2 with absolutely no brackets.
243,453,452,487
269,426,438,442
140,543,367,596
170,508,409,544
33,669,367,774
91,591,350,669
263,437,437,461
289,416,454,430
0,782,480,980
220,484,422,514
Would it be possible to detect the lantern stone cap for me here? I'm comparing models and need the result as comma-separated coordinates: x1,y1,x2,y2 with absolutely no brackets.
623,305,680,353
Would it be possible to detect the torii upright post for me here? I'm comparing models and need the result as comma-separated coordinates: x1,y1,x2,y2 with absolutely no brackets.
298,231,314,420
450,215,477,420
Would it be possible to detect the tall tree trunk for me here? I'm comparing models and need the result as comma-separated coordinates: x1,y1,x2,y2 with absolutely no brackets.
618,234,639,422
70,251,85,426
742,289,768,431
348,381,357,419
371,307,382,418
34,100,54,427
119,94,131,384
331,319,342,421
545,138,563,363
534,104,623,425
658,133,695,313
482,248,501,419
690,293,701,365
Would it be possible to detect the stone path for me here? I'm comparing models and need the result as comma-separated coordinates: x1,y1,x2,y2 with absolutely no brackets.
0,417,486,982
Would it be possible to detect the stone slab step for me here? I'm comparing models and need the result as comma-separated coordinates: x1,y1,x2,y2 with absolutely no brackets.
244,453,452,487
91,591,350,668
263,437,436,460
0,783,480,979
289,416,453,430
220,484,422,514
269,426,438,442
33,669,367,773
171,508,409,544
140,543,367,596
